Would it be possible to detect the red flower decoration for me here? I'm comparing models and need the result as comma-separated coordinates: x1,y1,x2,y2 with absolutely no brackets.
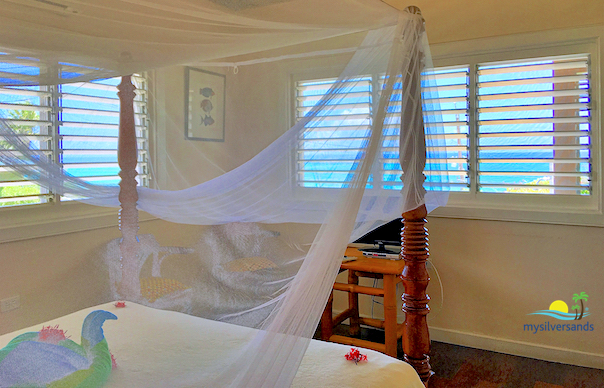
344,348,368,364
111,352,118,370
38,325,69,344
114,301,126,308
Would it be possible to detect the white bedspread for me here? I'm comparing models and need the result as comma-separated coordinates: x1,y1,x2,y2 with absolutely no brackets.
0,302,424,388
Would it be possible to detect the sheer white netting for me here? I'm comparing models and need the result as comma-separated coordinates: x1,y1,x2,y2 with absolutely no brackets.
0,2,449,387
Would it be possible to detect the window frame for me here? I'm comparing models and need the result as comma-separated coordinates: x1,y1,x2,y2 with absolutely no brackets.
291,26,603,226
428,27,602,226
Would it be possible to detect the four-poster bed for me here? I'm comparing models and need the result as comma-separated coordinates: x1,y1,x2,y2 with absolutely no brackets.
112,11,433,384
0,2,446,386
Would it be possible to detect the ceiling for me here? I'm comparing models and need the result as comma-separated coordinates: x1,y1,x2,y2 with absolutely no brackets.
196,0,603,65
384,0,604,44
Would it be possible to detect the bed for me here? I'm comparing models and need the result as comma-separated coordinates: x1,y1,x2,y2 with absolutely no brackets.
0,302,424,388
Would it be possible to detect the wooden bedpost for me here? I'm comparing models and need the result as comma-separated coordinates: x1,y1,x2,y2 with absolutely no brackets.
117,75,140,299
398,6,433,385
401,205,433,385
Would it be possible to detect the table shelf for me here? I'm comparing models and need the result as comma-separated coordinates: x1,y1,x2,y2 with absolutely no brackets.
321,247,404,358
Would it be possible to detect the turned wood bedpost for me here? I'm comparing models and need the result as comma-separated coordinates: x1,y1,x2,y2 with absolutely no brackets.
401,205,433,385
117,75,140,298
399,6,433,385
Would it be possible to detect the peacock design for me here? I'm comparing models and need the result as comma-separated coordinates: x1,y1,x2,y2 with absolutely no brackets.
0,310,117,388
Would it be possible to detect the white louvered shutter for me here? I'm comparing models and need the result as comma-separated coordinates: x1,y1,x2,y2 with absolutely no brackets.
378,67,469,191
422,66,470,192
58,76,149,195
0,83,54,206
476,54,591,195
296,68,469,192
0,69,149,206
296,77,373,188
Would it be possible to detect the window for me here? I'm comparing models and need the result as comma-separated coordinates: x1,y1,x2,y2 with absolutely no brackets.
295,70,465,191
423,66,470,192
295,76,373,189
294,54,593,206
475,55,590,196
0,75,149,207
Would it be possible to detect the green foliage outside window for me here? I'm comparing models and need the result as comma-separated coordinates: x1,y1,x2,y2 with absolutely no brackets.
0,108,43,206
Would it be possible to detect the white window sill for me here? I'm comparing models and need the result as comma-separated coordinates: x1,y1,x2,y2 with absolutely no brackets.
291,185,604,226
0,202,156,244
430,192,604,227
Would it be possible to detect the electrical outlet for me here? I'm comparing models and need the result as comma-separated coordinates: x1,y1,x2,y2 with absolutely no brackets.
1,295,20,312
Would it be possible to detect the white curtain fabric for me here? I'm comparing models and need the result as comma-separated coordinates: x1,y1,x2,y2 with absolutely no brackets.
0,2,449,387
0,0,397,85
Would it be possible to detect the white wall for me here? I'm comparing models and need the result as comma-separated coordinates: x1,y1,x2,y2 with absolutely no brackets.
150,62,292,189
427,217,604,368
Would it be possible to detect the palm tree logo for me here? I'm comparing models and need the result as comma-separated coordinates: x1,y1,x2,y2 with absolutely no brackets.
528,291,590,320
572,292,589,320
571,305,580,320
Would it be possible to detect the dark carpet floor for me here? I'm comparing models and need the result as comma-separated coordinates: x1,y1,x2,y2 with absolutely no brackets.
316,325,604,388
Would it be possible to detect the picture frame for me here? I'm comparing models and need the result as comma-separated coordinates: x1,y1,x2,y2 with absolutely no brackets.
185,67,226,142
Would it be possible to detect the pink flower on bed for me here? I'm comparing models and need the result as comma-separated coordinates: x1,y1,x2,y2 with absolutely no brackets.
114,301,126,308
344,348,367,364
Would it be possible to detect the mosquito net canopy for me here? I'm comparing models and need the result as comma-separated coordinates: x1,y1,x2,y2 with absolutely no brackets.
1,0,400,84
0,1,450,387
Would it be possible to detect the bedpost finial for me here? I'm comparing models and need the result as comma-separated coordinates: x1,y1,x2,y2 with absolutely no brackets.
404,6,425,23
404,5,422,15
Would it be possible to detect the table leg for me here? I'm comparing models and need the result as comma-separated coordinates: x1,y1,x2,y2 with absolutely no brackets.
321,290,334,340
383,274,398,357
348,270,360,336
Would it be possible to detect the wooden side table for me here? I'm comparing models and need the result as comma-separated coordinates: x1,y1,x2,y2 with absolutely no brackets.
320,247,405,358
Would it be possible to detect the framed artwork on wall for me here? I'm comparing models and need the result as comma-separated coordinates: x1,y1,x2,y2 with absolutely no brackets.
185,67,226,142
